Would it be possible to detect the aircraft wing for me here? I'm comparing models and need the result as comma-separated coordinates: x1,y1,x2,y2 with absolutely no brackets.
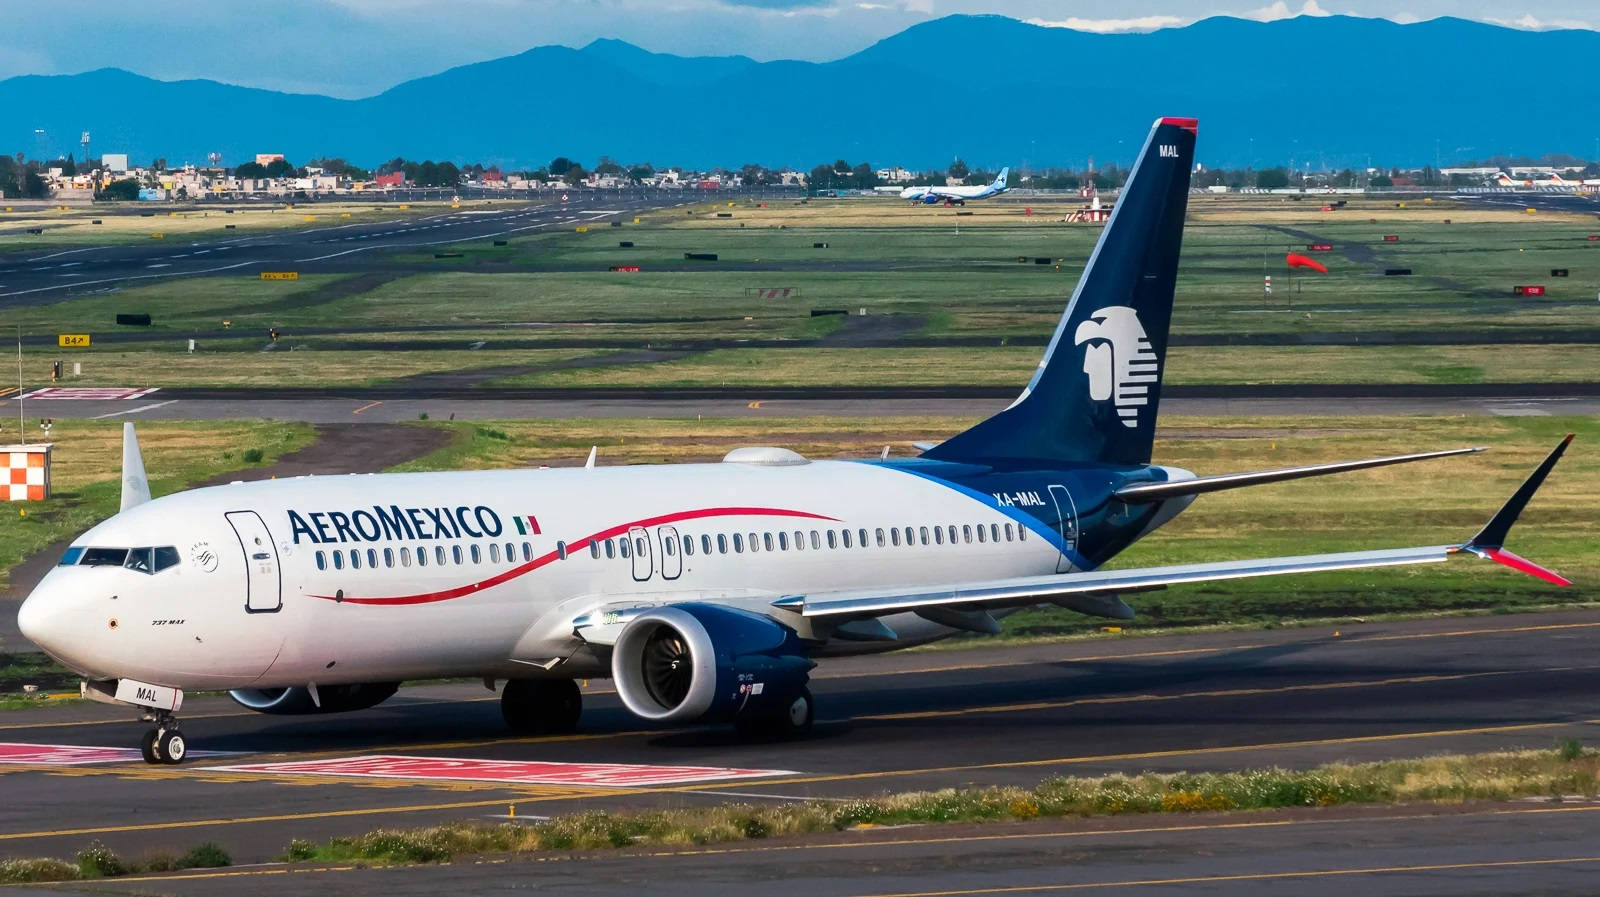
773,436,1573,622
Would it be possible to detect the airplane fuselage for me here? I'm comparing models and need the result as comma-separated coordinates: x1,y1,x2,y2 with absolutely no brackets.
27,454,1188,693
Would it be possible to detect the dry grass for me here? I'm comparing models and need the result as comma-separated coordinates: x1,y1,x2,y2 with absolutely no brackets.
40,347,606,387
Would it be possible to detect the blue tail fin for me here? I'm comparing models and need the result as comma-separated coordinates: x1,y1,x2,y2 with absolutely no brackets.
924,117,1196,467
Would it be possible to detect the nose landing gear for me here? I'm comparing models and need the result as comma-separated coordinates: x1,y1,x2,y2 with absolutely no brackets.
139,711,186,765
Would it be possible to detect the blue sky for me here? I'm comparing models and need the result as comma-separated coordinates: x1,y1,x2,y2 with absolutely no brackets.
4,0,1596,98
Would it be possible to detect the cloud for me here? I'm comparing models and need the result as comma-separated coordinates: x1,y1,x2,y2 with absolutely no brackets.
1483,12,1599,29
1240,0,1332,22
1025,14,1186,32
721,0,831,8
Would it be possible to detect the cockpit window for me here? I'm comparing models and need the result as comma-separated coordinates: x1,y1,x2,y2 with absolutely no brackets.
71,546,180,574
79,547,129,567
124,548,154,573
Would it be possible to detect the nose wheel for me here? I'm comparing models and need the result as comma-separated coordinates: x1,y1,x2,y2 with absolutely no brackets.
139,712,186,765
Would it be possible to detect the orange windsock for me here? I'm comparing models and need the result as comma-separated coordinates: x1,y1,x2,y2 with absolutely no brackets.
1286,252,1328,273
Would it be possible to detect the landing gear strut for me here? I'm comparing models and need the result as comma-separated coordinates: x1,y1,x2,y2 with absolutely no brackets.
139,711,186,765
501,679,583,735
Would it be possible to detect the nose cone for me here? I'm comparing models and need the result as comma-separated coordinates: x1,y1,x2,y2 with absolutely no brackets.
17,587,64,656
17,572,94,673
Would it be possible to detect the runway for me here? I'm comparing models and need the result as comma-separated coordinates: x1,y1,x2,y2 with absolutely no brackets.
0,193,689,305
2,609,1598,881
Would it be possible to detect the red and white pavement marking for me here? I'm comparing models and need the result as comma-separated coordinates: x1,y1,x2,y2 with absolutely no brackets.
20,387,160,400
0,742,144,765
211,755,795,787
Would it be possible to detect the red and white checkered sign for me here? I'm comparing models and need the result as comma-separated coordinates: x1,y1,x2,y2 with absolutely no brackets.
20,387,160,400
211,755,794,787
2,444,50,501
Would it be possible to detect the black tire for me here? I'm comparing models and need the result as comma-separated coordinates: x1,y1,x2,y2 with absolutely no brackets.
141,728,161,764
157,730,186,764
501,679,583,735
776,687,815,738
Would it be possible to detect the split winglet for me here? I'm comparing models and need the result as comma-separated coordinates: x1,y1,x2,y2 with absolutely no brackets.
1455,434,1574,586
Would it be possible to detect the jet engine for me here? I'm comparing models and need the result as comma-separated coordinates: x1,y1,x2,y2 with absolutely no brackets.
611,604,813,724
922,193,941,205
228,682,400,715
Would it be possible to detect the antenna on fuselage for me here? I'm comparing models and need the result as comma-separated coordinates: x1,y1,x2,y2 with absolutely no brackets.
120,422,151,511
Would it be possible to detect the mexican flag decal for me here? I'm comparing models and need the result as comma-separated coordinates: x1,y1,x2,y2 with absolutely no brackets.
513,515,541,536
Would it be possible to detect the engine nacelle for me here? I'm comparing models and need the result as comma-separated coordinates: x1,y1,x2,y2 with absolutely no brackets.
922,193,940,205
228,682,400,715
611,604,813,724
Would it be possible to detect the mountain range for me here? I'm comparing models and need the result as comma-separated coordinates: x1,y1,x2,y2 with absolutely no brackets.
4,14,1598,172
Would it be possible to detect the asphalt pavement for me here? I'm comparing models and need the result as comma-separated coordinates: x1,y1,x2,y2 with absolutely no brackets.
1,610,1598,883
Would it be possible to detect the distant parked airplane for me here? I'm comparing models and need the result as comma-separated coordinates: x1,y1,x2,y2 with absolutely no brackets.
900,167,1009,205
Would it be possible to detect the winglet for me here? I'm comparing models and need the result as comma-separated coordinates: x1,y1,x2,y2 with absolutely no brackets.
120,422,151,511
1457,435,1573,585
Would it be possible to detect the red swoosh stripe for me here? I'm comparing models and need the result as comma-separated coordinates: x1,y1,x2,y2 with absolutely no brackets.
311,506,836,606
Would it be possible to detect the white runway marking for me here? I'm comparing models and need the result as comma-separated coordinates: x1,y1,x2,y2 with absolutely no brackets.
0,260,259,297
91,399,178,419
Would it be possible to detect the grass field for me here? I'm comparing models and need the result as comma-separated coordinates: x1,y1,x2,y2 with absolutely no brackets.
0,420,314,598
36,347,611,387
0,199,501,252
5,194,1598,389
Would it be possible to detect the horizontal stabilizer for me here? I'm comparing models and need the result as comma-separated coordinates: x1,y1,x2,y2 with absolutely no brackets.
1115,446,1484,503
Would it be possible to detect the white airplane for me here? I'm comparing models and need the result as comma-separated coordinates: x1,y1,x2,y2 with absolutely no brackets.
1491,170,1576,187
18,117,1572,765
899,167,1009,204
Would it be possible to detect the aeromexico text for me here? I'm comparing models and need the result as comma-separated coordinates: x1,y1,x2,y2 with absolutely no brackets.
288,506,506,544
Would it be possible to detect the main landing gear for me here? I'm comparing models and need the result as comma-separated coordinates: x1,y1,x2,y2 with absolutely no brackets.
501,679,583,735
140,711,186,765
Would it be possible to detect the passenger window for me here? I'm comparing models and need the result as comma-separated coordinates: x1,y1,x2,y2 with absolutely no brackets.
733,533,744,553
702,535,713,555
417,546,428,567
400,547,411,568
452,545,464,565
315,551,326,571
827,530,838,549
858,528,869,548
124,547,154,573
717,534,728,554
591,540,601,559
748,532,759,553
1018,526,1027,542
636,537,648,556
619,539,630,558
333,551,344,570
876,528,886,547
934,527,943,545
1005,524,1015,542
684,536,695,556
384,547,395,567
792,530,805,551
523,542,533,562
490,543,501,563
919,526,929,546
472,545,483,564
665,538,676,557
963,525,973,543
842,529,852,549
949,525,959,544
350,549,361,569
991,524,1001,542
810,530,821,550
58,546,85,566
367,548,378,568
436,546,447,566
890,528,901,547
557,540,568,560
779,531,790,551
977,526,987,543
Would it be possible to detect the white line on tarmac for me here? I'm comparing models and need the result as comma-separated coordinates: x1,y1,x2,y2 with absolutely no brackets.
16,245,116,262
0,260,259,297
296,246,376,262
91,399,178,419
